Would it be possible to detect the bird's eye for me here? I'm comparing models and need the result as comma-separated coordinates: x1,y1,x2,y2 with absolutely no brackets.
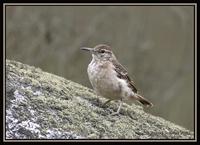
100,50,105,53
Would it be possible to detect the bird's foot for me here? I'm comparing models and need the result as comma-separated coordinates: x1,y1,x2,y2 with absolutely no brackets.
108,100,123,116
102,99,112,108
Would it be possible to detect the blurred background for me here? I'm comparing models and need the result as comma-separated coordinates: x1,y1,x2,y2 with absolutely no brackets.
6,6,194,131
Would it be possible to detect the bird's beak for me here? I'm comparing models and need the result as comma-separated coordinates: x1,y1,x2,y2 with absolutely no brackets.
80,47,94,53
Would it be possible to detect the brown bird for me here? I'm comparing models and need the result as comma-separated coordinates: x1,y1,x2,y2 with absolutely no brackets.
81,44,153,115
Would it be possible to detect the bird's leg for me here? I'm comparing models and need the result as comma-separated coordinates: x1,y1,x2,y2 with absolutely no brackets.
102,99,112,108
110,99,123,116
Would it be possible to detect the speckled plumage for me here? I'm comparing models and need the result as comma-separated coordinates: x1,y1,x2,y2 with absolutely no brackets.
87,57,134,103
81,44,153,114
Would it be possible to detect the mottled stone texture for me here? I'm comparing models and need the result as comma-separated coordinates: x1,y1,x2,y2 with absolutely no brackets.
6,59,194,139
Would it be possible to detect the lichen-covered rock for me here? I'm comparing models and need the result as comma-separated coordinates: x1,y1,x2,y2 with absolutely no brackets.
6,59,194,139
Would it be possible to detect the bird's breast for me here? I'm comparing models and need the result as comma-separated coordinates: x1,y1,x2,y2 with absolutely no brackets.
87,60,121,99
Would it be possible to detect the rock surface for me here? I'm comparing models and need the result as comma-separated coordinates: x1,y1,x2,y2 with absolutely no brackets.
5,59,194,139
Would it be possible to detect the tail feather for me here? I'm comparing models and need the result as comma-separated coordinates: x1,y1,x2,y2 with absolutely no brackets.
135,94,153,107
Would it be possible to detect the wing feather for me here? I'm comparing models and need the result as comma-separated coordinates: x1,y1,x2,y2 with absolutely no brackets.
112,59,138,93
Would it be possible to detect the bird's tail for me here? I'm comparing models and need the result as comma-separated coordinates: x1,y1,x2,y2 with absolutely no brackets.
134,94,153,107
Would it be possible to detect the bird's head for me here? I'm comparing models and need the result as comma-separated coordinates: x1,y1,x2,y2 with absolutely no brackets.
81,44,116,61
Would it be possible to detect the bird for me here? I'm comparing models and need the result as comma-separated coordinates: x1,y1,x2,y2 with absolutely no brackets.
80,44,153,115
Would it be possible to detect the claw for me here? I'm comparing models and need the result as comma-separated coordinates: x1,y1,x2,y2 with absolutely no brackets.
109,100,122,116
102,99,112,108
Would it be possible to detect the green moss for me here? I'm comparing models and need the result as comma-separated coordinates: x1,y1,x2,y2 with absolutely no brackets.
6,59,194,139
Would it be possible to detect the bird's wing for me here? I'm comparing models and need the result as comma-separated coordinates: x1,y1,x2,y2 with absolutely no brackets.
112,59,138,93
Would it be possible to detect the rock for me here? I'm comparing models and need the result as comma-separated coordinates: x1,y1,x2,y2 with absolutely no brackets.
5,59,194,139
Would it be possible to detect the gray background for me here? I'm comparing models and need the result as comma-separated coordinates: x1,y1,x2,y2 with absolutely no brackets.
6,5,194,131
